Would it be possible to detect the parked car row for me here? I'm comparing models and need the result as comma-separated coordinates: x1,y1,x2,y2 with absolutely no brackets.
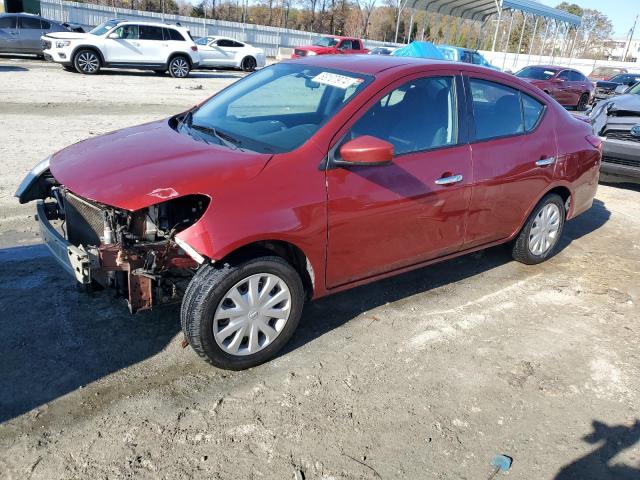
2,14,266,77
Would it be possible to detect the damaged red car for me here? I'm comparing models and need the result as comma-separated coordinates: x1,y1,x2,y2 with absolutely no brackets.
16,56,601,370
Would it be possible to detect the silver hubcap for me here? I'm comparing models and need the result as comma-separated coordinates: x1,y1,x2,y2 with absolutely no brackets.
529,203,561,256
171,58,189,77
213,273,291,356
78,52,98,72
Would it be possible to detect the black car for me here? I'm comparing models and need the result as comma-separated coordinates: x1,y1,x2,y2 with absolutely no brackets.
594,73,640,101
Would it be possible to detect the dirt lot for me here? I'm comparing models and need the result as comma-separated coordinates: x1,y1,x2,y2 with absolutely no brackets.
1,56,639,480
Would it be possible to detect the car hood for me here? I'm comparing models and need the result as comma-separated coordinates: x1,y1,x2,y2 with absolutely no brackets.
43,31,93,40
596,80,620,89
50,119,273,211
589,94,640,135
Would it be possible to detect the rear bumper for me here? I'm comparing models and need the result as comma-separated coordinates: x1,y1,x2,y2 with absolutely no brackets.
36,200,92,284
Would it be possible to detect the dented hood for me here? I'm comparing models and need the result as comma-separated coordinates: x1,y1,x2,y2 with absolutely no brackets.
50,119,273,211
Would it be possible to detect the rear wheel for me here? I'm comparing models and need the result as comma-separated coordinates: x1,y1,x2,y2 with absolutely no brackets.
73,49,101,75
168,55,190,78
181,256,305,370
511,193,565,265
576,93,589,111
240,56,257,72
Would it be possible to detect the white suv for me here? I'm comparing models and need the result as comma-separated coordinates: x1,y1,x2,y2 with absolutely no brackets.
41,19,200,78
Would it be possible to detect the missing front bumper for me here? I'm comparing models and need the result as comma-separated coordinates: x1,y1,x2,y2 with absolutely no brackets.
36,200,92,284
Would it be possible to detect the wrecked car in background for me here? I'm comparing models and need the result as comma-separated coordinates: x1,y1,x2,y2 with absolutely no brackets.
590,82,640,184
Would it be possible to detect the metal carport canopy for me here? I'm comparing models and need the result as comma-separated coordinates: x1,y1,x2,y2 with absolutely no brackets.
408,0,582,25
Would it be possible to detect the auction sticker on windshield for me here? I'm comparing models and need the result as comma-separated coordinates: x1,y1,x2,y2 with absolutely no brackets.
312,72,363,89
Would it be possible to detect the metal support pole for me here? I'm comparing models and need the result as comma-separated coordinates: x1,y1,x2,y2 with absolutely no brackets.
568,26,580,66
501,12,514,70
394,0,407,43
527,16,539,66
491,1,503,52
550,20,560,63
407,8,415,43
513,12,527,69
538,21,550,63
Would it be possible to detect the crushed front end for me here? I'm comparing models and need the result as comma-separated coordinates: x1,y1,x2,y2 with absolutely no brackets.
16,159,210,312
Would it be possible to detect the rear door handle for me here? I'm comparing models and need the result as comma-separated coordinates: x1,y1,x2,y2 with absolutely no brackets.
535,157,555,167
435,174,463,185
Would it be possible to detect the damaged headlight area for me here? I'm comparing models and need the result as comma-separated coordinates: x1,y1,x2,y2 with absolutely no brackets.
23,170,211,312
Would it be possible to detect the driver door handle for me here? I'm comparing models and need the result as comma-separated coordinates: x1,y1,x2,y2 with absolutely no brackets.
435,174,463,185
535,157,556,167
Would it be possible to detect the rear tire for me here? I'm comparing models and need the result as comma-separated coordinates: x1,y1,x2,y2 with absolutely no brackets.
73,49,101,75
576,93,589,111
240,56,257,72
511,193,565,265
168,55,190,78
181,256,305,370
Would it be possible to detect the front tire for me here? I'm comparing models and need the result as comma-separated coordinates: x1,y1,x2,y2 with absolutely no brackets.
73,49,101,75
576,93,589,111
240,56,257,72
168,55,190,78
511,193,565,265
181,256,305,370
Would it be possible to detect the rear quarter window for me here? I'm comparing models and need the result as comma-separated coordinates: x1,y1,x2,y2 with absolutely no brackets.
522,94,545,131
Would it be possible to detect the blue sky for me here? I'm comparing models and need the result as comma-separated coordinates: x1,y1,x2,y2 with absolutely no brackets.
538,0,639,38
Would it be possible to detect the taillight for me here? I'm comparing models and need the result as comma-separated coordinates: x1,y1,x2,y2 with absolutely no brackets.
191,45,198,51
586,134,603,152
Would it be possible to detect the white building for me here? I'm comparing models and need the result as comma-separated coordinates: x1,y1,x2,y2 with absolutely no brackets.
604,38,640,62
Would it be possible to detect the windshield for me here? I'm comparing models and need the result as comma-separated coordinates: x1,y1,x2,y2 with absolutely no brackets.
627,82,640,95
89,20,120,36
516,67,557,80
181,63,371,153
608,74,626,83
313,36,339,47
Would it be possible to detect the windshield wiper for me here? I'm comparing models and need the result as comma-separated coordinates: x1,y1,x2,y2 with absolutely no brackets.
190,123,244,151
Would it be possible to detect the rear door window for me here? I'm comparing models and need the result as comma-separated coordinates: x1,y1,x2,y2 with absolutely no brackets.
139,25,164,40
18,16,42,29
522,94,545,131
469,79,524,140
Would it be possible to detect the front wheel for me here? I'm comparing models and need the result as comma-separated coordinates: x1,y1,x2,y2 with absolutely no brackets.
168,56,190,78
73,49,101,75
510,193,565,265
181,256,305,370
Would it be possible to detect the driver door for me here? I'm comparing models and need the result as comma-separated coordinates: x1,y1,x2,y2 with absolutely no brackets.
325,71,472,288
103,24,143,63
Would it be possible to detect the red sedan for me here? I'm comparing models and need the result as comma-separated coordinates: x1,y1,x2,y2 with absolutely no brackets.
515,65,595,110
17,56,601,369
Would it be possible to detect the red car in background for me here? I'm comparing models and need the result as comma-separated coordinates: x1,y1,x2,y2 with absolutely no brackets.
292,35,368,58
515,65,595,110
17,56,601,370
588,66,628,81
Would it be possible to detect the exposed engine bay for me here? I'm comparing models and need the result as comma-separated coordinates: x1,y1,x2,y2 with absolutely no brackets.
23,168,209,312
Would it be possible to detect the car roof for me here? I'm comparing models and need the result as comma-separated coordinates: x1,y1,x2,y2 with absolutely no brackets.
115,20,186,30
285,54,460,75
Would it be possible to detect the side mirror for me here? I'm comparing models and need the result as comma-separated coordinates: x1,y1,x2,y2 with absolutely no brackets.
337,136,393,166
107,32,119,39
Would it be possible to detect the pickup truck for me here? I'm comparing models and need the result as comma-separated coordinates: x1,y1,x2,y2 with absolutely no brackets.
292,36,368,58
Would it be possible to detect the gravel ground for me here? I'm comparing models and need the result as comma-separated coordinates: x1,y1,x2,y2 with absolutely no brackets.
1,56,639,480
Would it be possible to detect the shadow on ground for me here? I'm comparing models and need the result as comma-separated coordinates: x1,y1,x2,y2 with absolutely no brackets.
0,199,610,424
93,69,245,79
0,65,28,72
554,420,640,480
